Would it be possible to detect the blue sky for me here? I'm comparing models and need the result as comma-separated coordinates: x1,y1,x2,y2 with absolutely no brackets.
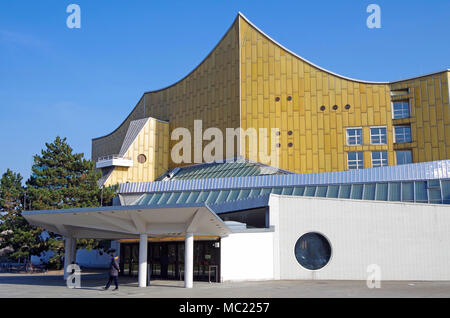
0,0,449,181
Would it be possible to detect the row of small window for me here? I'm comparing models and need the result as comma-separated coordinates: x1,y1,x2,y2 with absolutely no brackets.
346,126,412,145
347,150,412,170
288,180,450,204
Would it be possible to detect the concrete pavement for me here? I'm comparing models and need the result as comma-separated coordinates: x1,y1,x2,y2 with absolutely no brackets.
1,272,450,298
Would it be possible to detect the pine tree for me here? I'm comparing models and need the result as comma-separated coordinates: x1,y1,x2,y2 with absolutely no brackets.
26,136,117,269
0,169,45,263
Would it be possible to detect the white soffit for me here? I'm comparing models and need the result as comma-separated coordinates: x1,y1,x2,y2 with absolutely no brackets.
23,205,231,239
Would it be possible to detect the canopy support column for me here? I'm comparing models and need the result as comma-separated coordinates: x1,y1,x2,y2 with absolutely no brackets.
63,237,74,280
138,234,148,287
184,232,194,288
70,239,77,265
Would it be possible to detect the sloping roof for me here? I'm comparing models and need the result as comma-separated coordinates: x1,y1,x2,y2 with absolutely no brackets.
238,12,449,84
155,159,291,181
122,160,450,194
119,118,150,156
121,160,450,209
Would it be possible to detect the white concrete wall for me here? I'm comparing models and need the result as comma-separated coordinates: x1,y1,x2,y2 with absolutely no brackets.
220,231,274,282
269,195,450,281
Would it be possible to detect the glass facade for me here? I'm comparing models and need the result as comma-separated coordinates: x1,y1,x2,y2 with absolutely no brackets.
120,240,220,282
136,180,450,207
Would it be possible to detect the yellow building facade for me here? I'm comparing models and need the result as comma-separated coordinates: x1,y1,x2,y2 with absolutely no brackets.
92,13,450,186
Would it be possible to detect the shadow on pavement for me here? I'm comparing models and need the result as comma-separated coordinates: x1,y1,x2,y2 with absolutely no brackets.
0,273,188,290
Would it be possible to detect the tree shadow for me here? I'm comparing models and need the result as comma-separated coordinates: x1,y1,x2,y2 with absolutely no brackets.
0,273,192,289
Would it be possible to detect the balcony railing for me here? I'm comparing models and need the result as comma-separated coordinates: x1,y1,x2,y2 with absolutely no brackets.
97,155,132,162
96,154,133,169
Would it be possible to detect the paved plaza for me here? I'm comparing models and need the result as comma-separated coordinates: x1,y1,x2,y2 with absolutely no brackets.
1,271,450,298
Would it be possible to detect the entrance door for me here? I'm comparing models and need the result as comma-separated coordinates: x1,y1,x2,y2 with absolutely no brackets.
121,240,220,282
120,244,131,276
120,244,139,277
130,244,139,276
194,241,220,281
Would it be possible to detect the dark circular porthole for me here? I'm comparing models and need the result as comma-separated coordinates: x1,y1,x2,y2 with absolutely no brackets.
288,131,293,136
287,96,292,101
137,154,147,164
275,97,280,102
275,131,281,136
332,105,338,110
288,142,293,147
320,105,326,111
294,232,332,270
345,104,351,110
276,143,281,148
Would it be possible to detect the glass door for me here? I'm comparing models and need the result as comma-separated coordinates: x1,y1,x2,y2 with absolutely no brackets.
130,244,139,276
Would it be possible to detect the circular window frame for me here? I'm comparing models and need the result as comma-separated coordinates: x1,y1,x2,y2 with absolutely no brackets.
293,231,333,271
137,154,147,164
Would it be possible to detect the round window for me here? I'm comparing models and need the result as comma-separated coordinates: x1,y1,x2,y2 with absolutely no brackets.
294,232,331,270
137,154,147,164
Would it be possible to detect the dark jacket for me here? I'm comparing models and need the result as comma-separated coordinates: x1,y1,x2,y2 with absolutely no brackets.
109,256,120,277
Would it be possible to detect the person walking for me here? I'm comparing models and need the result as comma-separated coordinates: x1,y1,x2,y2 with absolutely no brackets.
104,254,120,291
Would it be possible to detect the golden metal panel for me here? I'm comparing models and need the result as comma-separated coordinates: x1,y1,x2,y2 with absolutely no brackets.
94,14,450,183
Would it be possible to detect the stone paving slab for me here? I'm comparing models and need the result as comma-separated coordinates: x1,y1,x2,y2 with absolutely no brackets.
1,272,450,298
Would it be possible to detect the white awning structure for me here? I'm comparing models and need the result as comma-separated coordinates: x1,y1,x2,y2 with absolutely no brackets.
24,204,231,239
23,204,231,288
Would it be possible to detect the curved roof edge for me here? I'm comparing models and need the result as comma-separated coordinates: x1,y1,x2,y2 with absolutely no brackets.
237,12,389,85
143,14,240,94
93,13,449,142
92,15,240,142
238,12,449,85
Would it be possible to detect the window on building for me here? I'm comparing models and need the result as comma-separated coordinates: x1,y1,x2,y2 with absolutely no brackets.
346,128,362,145
396,150,413,165
394,125,412,143
372,151,388,168
347,152,364,170
370,127,387,145
390,88,409,97
294,232,332,270
392,101,410,119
